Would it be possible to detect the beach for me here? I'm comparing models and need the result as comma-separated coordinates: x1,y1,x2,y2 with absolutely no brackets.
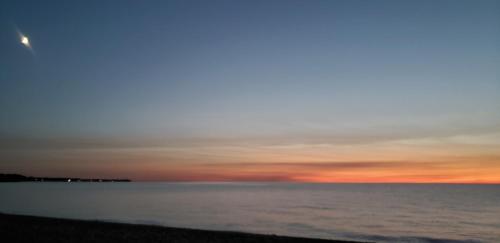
0,213,363,243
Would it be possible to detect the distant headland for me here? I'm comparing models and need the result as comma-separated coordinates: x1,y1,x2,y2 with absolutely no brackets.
0,173,131,182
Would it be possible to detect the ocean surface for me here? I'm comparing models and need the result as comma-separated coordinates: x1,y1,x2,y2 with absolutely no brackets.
0,183,499,243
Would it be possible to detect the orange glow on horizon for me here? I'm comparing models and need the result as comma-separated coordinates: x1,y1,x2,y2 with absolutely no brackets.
127,160,500,184
3,136,499,184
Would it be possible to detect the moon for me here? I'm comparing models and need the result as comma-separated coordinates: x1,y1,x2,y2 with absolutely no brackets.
20,34,31,48
16,28,35,56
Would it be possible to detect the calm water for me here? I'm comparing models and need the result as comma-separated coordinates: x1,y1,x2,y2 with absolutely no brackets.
1,183,499,243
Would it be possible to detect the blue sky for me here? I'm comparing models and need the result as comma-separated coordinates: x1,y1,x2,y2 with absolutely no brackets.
1,0,499,181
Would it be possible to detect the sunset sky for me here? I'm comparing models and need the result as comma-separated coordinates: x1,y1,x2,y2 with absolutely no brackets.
1,0,499,183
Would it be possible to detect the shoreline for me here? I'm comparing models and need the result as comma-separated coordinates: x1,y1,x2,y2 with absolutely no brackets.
0,213,367,243
0,173,130,182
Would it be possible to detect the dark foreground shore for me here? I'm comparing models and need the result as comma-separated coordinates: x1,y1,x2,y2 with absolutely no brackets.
0,213,365,243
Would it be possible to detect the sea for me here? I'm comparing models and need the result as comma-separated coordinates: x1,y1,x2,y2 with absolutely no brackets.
0,182,499,243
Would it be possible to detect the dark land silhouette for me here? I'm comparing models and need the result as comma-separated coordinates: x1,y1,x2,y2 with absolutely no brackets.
0,173,130,182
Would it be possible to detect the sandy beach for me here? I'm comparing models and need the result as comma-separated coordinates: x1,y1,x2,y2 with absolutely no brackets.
0,213,365,243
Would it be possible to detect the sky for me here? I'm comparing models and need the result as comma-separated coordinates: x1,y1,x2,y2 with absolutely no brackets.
1,0,499,182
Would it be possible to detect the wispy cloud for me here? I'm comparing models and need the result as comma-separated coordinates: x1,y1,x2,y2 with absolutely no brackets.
1,122,499,150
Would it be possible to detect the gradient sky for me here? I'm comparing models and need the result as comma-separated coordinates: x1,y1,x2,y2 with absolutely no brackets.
1,0,499,182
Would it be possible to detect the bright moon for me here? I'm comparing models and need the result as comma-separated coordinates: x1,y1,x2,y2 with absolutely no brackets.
21,35,30,47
